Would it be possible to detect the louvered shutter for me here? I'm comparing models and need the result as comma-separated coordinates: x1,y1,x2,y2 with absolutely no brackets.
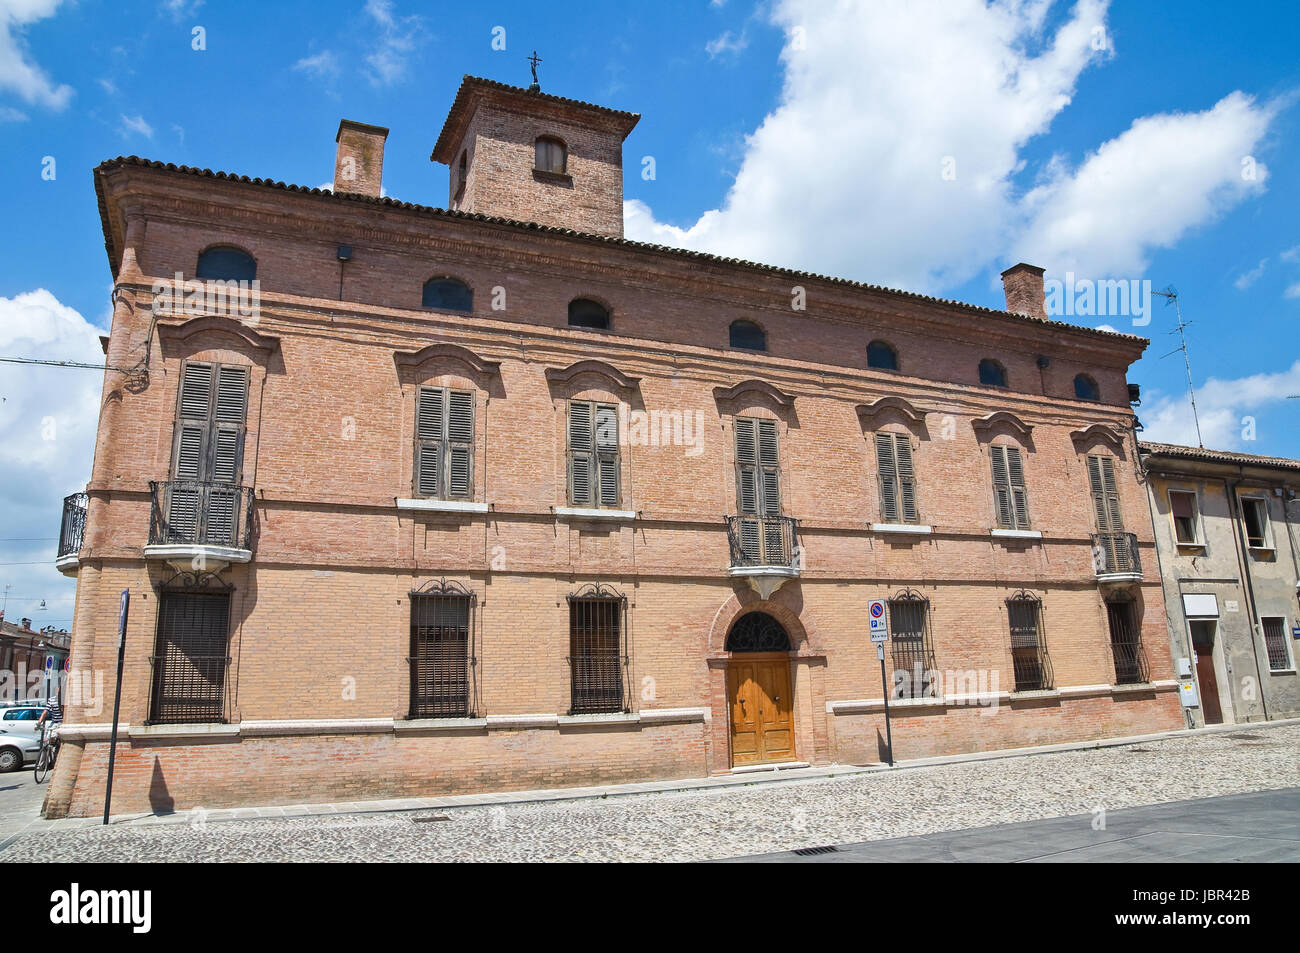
876,432,899,522
991,446,1013,528
169,363,213,539
1006,445,1029,529
757,420,780,517
1088,455,1126,570
896,435,919,523
568,401,594,505
594,403,620,507
446,391,474,498
734,418,759,516
416,387,445,497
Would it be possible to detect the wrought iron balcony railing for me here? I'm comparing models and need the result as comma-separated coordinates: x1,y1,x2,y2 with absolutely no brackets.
148,480,254,549
57,492,87,559
727,515,799,569
1091,531,1141,577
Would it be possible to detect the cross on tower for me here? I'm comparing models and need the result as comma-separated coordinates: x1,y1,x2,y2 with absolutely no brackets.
528,51,542,91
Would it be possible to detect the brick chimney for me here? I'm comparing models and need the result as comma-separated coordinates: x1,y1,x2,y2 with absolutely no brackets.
1000,263,1047,321
334,119,389,198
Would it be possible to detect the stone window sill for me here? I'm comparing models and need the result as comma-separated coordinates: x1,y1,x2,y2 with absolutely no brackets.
871,523,932,535
991,528,1042,540
533,169,573,186
396,498,489,513
554,506,636,521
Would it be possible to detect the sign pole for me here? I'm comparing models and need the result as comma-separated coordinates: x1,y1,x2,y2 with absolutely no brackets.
868,599,894,767
878,643,894,766
103,589,129,826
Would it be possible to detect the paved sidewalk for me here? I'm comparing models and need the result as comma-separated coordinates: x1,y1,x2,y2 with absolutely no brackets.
722,788,1300,862
1,721,1295,861
36,716,1300,831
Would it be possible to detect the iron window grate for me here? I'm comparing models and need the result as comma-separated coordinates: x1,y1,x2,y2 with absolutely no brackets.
888,597,936,698
1008,597,1053,692
410,594,472,718
568,597,625,714
149,591,231,724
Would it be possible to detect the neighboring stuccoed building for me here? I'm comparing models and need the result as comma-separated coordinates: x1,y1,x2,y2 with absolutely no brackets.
1139,442,1300,727
44,74,1186,818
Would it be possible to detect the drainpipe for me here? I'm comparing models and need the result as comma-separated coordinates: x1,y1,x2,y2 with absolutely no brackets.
1227,472,1270,722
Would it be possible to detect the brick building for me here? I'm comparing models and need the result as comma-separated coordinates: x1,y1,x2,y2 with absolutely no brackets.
1140,442,1299,727
46,76,1183,817
0,614,71,704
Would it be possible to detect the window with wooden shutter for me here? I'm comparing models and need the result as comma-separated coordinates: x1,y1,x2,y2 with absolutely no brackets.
990,444,1029,529
414,386,475,499
568,400,619,507
875,432,918,523
1086,455,1123,533
170,361,249,542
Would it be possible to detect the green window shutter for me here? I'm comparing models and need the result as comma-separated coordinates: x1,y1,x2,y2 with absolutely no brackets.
1006,445,1029,529
416,387,445,497
568,400,594,506
1088,455,1122,532
446,390,474,498
734,417,759,515
1100,456,1122,531
991,445,1013,528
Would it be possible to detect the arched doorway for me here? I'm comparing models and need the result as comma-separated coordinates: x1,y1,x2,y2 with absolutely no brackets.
725,612,795,766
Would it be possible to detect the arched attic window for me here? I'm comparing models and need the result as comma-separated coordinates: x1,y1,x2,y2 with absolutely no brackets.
422,277,473,312
729,320,766,351
867,340,898,370
568,298,610,330
535,136,567,174
978,359,1008,388
1074,374,1101,401
196,246,256,282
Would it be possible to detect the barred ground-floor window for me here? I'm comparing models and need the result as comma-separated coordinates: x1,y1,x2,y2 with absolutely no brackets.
1007,595,1053,692
888,592,936,698
568,588,626,714
150,591,231,724
1262,617,1293,672
410,586,473,718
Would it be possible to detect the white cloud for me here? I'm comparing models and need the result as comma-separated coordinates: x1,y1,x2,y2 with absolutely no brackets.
1281,244,1300,264
363,0,423,87
625,0,1279,297
1141,360,1300,449
161,0,203,20
706,29,749,58
1234,258,1267,290
0,103,25,120
0,290,104,621
0,0,74,110
120,113,153,138
293,49,340,80
1015,91,1275,277
1285,283,1300,300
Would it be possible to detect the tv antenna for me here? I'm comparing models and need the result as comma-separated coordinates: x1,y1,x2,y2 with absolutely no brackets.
1152,286,1203,448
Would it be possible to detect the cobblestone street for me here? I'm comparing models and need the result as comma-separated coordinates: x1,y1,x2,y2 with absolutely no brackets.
2,723,1295,862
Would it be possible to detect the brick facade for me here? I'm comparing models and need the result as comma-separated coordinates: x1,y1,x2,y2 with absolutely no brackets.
45,77,1183,818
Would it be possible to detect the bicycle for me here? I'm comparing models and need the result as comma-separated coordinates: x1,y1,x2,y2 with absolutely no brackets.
33,723,59,784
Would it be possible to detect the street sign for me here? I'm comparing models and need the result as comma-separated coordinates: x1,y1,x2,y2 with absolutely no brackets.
869,600,889,643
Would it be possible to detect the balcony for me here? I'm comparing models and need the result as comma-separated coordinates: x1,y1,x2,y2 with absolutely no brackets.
145,480,254,573
55,492,87,575
727,515,801,598
1091,532,1142,585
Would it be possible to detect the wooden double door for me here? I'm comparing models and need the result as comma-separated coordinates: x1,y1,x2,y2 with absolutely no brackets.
727,654,794,766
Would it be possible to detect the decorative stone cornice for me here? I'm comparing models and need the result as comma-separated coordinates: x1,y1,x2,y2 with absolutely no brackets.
856,396,926,426
971,410,1034,440
156,315,279,355
1070,423,1127,452
393,341,501,376
712,378,796,409
545,359,641,393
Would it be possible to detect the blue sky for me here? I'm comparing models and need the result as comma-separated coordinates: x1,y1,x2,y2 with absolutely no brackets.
1,0,1298,623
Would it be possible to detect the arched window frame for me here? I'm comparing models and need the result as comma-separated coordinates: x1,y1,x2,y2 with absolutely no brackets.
728,319,767,352
422,276,474,313
866,340,899,371
1074,374,1101,401
195,245,257,283
978,358,1008,388
567,297,612,331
